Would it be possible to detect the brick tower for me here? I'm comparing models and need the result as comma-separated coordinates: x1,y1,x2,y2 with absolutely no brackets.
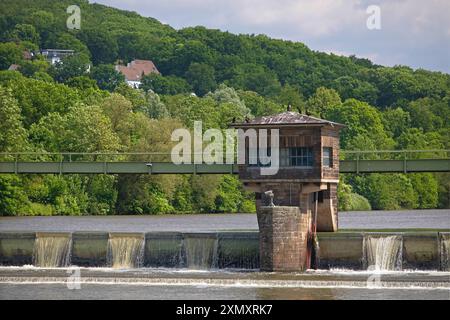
231,111,344,271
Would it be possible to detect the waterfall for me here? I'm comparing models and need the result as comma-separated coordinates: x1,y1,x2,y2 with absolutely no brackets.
440,234,450,271
107,234,145,269
184,236,218,269
33,233,72,267
363,235,403,271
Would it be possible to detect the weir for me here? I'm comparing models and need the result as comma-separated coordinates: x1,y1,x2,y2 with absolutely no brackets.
145,233,184,268
363,235,403,271
107,234,145,268
33,233,72,268
183,235,218,269
1,231,449,271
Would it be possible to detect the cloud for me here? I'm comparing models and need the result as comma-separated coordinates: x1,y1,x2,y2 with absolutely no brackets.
92,0,450,73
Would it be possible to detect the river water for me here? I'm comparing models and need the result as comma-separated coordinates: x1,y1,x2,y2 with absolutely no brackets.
0,209,449,232
0,267,449,300
1,210,449,300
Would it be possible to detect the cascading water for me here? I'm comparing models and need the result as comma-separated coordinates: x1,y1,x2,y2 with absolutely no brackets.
107,234,145,269
184,236,218,269
363,235,403,271
33,233,72,267
440,234,450,271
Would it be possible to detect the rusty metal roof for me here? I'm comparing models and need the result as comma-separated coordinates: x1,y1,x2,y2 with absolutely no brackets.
230,111,344,128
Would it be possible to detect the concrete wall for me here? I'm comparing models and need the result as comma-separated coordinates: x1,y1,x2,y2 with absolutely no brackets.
217,232,259,269
403,233,439,270
71,232,108,267
145,232,184,268
316,232,364,269
0,231,448,271
0,232,35,265
317,232,446,271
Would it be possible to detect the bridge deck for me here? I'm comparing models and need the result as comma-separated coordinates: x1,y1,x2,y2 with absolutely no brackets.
0,159,448,174
1,151,448,174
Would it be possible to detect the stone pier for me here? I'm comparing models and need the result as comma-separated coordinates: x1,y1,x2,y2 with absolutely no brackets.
257,206,310,272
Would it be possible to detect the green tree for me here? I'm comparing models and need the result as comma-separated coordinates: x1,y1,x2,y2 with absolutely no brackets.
238,90,284,116
307,87,342,117
140,73,191,95
91,64,125,91
324,98,393,150
29,105,121,153
18,59,50,77
215,175,245,212
0,175,30,216
331,76,378,105
6,76,81,127
409,173,438,209
66,76,98,91
0,87,28,152
276,84,305,113
0,42,22,70
100,93,134,147
136,90,170,119
185,63,217,96
352,174,418,210
50,54,91,83
8,24,40,44
77,29,118,65
382,107,411,138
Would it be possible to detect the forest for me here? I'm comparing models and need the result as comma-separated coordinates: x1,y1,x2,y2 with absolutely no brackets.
0,0,449,216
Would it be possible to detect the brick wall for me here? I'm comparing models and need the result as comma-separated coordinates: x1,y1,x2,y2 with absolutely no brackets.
257,206,311,272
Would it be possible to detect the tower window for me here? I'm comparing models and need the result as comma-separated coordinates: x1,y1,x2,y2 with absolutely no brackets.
280,147,313,167
323,147,332,167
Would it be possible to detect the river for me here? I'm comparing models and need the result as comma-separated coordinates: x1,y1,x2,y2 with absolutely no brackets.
0,267,449,300
1,209,449,300
0,209,449,232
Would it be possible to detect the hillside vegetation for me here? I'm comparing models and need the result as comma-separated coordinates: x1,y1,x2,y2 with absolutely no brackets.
0,0,449,215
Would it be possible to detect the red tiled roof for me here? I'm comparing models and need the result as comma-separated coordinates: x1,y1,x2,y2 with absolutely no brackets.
115,59,160,81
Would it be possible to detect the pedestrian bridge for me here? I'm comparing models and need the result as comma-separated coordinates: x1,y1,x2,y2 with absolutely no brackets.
0,150,448,174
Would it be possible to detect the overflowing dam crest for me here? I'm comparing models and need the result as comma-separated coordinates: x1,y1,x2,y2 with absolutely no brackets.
184,236,218,269
107,234,145,268
2,231,448,271
440,234,450,271
363,235,403,271
33,233,72,267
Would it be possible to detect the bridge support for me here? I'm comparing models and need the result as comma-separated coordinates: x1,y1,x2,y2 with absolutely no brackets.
257,206,311,272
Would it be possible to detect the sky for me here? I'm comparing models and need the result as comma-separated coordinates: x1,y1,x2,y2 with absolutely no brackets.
92,0,450,73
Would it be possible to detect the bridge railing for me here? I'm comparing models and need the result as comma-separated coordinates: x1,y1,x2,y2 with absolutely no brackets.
340,149,449,160
0,152,175,163
0,150,449,163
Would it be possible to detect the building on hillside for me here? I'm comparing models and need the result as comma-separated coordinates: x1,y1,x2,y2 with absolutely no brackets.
40,49,75,65
115,59,160,88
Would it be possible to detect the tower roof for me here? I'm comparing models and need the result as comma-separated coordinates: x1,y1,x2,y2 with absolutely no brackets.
230,111,345,128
